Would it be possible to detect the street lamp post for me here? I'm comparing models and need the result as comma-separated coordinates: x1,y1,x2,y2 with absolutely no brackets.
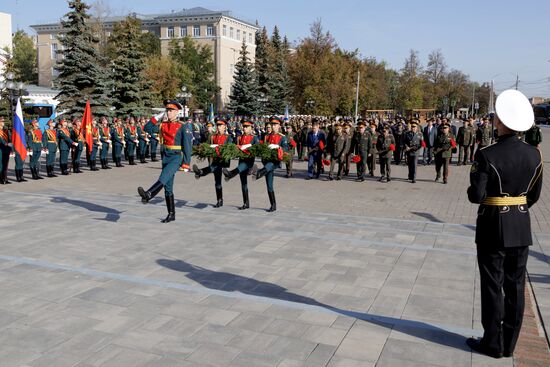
0,72,25,123
257,93,268,116
305,99,315,115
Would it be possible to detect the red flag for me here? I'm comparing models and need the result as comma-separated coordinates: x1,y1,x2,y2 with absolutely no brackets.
82,100,93,150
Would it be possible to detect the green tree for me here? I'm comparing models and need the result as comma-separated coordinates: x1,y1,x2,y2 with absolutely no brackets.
12,31,37,84
255,26,270,113
56,0,111,116
108,16,152,116
397,49,424,111
228,40,259,116
266,26,290,114
169,37,219,110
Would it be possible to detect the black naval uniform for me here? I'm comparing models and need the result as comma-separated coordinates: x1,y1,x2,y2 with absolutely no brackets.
402,129,423,182
467,134,543,357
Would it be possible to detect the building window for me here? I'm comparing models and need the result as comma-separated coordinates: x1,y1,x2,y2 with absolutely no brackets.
50,34,55,40
180,26,187,37
249,33,253,44
229,27,234,39
52,67,59,78
51,43,58,60
222,25,227,36
167,26,174,38
207,24,214,36
193,25,200,37
236,29,241,41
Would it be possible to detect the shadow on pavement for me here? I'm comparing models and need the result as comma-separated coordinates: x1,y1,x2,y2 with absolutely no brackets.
51,196,123,222
156,258,471,351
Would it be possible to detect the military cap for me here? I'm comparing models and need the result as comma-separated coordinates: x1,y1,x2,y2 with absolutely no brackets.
495,89,534,132
163,100,183,110
242,120,254,127
270,116,282,125
205,121,214,127
216,118,227,125
357,120,367,127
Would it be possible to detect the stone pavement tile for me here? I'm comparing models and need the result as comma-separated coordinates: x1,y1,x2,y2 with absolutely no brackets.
198,294,240,309
200,307,241,326
334,334,386,362
112,328,172,350
263,336,318,361
0,346,42,367
26,310,101,335
185,344,241,367
331,315,355,330
297,309,339,326
375,355,442,367
191,323,241,345
42,329,114,361
277,358,305,367
226,328,279,353
302,325,348,346
56,297,127,321
0,308,25,330
304,343,337,366
143,356,206,367
326,356,375,367
228,351,281,367
150,336,200,360
471,353,513,367
0,325,71,353
402,294,472,328
228,312,275,333
74,344,162,367
265,304,306,320
378,338,471,367
92,313,142,334
263,318,311,338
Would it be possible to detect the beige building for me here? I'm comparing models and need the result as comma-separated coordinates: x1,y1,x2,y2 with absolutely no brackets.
30,7,258,110
0,12,12,82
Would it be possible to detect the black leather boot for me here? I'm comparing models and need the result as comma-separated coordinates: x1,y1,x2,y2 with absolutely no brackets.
138,180,163,204
239,190,249,210
105,159,112,169
61,164,70,175
267,191,276,212
129,156,137,165
161,195,175,223
223,167,239,182
91,161,99,171
151,154,157,162
75,162,83,173
193,164,211,179
214,188,223,208
253,166,266,181
36,167,44,179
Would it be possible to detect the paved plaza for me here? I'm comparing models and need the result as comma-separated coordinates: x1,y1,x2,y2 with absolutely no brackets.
0,134,549,367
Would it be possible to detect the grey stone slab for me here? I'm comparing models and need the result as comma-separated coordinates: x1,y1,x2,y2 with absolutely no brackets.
228,351,281,367
185,344,241,367
304,343,337,366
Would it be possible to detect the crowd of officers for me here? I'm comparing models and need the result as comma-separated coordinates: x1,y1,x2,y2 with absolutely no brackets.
0,113,543,187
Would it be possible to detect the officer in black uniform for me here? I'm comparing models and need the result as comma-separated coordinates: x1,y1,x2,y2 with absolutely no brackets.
402,121,424,183
466,90,543,359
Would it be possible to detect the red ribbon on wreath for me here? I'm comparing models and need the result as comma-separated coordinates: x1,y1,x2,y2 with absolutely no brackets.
277,147,284,161
290,139,297,148
215,146,221,157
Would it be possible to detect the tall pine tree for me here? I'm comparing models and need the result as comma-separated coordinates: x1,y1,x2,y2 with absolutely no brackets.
228,40,259,116
108,16,152,116
266,26,289,114
255,26,270,114
56,0,111,116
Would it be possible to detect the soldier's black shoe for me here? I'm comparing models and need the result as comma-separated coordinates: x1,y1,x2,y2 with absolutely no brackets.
435,175,440,182
250,164,258,178
129,157,137,165
16,170,27,182
91,161,99,171
239,190,249,210
140,157,147,164
161,195,175,223
138,180,163,204
305,176,312,180
267,191,276,212
214,188,223,208
61,164,70,175
335,176,341,181
192,164,202,179
223,168,238,182
412,179,416,183
378,176,384,182
328,175,333,181
387,177,391,182
255,167,267,180
75,162,83,173
355,177,365,182
466,338,503,359
443,179,448,184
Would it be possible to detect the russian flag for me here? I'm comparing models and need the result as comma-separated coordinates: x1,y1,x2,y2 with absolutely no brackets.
12,98,27,161
284,105,289,121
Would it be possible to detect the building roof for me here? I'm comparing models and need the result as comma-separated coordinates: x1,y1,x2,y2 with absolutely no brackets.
31,7,258,32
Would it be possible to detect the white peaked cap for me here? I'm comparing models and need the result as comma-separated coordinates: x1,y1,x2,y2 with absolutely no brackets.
495,89,534,132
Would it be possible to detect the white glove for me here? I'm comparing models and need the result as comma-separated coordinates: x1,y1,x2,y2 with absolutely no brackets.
153,112,164,122
107,140,112,144
72,142,78,146
210,144,219,148
240,144,252,150
7,143,12,147
268,144,280,149
28,151,33,156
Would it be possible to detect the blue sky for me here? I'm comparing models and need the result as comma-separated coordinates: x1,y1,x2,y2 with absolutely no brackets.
2,0,549,97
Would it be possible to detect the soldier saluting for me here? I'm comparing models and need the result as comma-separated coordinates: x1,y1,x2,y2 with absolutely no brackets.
466,90,543,359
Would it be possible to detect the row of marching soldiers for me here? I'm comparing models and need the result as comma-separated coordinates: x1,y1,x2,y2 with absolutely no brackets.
0,114,162,184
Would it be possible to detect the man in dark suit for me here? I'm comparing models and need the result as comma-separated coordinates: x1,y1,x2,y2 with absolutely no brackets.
422,118,437,165
306,120,326,179
466,89,543,359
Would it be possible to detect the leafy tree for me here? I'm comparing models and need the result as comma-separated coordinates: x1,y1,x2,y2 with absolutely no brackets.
228,40,259,116
397,49,424,111
55,0,111,116
12,31,37,84
108,16,152,116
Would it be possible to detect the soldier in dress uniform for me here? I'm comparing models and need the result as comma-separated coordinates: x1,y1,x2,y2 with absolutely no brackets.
70,118,85,173
327,123,348,181
223,120,260,209
376,125,396,182
251,116,289,212
125,117,138,165
137,117,149,163
144,115,160,161
99,117,112,169
284,124,297,178
0,116,12,184
457,119,474,166
350,120,370,182
476,117,493,151
433,123,455,184
523,122,542,148
193,119,233,208
343,122,354,176
466,89,543,359
89,119,101,171
366,121,378,176
402,121,424,183
138,100,193,223
57,119,78,175
111,119,126,167
42,119,58,177
27,119,44,180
